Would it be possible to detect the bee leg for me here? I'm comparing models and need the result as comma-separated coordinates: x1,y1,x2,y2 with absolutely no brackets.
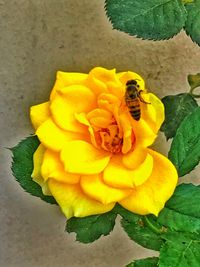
138,90,151,104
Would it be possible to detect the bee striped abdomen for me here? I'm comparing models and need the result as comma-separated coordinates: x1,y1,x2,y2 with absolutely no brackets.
126,98,141,121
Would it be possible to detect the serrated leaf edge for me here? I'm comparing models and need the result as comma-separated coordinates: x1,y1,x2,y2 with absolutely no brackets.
104,0,187,41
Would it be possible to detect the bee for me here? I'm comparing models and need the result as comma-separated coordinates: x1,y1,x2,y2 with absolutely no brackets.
125,79,150,121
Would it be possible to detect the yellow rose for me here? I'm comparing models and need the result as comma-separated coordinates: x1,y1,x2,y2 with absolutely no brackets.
30,67,178,218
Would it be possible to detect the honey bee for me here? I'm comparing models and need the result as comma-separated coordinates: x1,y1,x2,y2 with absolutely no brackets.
125,79,150,121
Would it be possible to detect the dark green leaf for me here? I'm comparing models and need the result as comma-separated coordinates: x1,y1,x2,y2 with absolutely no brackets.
159,232,200,267
126,257,159,267
168,107,200,176
165,183,200,217
11,136,57,204
105,0,187,40
66,211,117,243
116,205,164,251
158,184,200,234
185,0,200,46
161,93,198,139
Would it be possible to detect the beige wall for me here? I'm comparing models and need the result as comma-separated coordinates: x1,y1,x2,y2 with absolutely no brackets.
1,1,200,266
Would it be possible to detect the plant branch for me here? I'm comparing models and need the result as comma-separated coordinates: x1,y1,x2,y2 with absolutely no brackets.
144,216,165,234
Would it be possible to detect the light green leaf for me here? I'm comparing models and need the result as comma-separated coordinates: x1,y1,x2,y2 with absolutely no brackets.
185,0,200,46
159,232,200,267
11,136,57,205
182,0,194,4
105,0,187,40
168,107,200,176
188,73,200,98
66,211,117,243
126,257,159,267
158,184,200,234
161,93,198,139
188,73,200,90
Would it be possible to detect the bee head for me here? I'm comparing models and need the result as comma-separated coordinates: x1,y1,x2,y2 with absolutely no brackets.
126,79,137,86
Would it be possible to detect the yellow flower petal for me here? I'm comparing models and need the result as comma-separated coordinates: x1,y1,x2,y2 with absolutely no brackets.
36,118,85,151
103,153,153,189
87,108,113,128
50,85,96,133
141,93,165,133
60,140,111,175
117,71,146,92
86,68,109,96
119,149,178,216
122,146,147,169
31,144,52,195
80,174,132,205
131,117,157,148
30,102,50,130
118,112,134,154
88,67,125,98
30,67,173,219
97,93,121,129
48,179,115,218
74,112,98,147
32,144,45,183
50,71,88,100
41,149,80,184
90,67,117,84
116,110,157,150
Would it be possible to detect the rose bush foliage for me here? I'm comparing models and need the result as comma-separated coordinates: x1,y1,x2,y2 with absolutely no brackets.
30,67,178,218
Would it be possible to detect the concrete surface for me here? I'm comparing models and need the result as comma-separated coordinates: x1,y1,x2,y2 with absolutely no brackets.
0,1,200,266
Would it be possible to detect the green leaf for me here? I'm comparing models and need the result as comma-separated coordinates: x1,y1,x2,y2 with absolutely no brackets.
182,0,194,4
185,0,200,46
168,107,200,176
188,73,200,98
11,136,57,205
126,257,159,267
159,232,200,267
116,205,164,251
66,210,117,243
188,73,200,90
158,184,200,234
119,183,200,251
119,184,200,266
165,183,200,217
161,93,198,139
105,0,187,40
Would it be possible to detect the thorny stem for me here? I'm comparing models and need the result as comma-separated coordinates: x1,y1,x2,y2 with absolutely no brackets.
182,0,193,4
144,216,166,235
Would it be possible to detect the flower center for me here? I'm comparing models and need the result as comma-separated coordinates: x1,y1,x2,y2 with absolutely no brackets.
95,121,123,154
